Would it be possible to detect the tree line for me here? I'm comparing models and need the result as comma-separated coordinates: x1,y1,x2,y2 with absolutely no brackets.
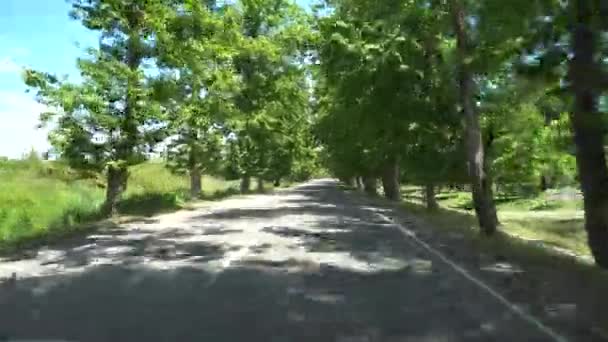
25,0,319,215
22,0,608,268
314,0,608,268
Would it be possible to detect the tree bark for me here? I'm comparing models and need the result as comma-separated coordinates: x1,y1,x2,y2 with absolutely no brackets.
539,175,549,192
103,166,128,216
425,183,439,211
569,0,608,267
381,159,401,201
190,167,202,198
356,176,364,191
345,177,357,188
240,175,251,193
449,0,499,235
363,176,378,196
257,177,265,192
103,10,140,217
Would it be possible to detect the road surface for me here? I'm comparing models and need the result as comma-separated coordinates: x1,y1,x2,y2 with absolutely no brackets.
0,180,555,341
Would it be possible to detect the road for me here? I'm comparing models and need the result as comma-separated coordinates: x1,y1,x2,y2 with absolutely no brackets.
0,180,555,341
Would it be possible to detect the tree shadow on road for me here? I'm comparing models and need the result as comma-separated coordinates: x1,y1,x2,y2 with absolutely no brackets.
0,256,528,342
0,181,552,342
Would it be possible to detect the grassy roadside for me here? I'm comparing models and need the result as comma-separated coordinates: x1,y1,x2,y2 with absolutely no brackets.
341,182,608,338
401,186,589,259
350,184,608,338
118,162,240,216
0,160,239,252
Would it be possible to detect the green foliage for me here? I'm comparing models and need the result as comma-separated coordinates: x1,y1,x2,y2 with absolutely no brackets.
7,0,608,270
152,0,241,184
479,77,578,193
316,0,580,195
315,0,463,184
24,0,171,213
222,0,318,182
0,160,105,245
0,160,236,248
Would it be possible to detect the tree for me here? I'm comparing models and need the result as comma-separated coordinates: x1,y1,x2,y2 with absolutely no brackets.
567,0,608,267
508,0,608,267
447,0,498,234
228,0,315,192
25,0,167,214
316,0,464,202
153,0,241,197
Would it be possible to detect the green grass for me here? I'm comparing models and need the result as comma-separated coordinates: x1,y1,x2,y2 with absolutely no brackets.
0,159,238,250
120,162,240,216
397,199,608,321
0,161,104,247
354,183,608,333
402,186,589,257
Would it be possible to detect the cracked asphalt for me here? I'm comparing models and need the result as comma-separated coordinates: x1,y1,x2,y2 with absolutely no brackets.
0,179,553,341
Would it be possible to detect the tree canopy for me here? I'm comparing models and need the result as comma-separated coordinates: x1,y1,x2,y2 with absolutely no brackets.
22,0,608,268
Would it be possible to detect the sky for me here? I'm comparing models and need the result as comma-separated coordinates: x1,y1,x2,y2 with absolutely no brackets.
0,1,99,158
0,0,312,159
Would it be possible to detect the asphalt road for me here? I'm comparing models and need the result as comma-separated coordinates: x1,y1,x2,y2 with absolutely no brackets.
0,179,555,341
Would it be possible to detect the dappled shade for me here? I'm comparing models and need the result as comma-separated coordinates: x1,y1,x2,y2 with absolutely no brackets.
0,181,552,341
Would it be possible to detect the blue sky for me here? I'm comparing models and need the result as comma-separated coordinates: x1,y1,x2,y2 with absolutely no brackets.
0,1,99,158
0,0,312,159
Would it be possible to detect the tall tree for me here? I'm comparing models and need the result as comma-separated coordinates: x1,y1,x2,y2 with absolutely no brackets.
448,0,499,234
25,0,168,214
511,0,608,267
153,0,241,197
567,0,608,267
229,0,315,192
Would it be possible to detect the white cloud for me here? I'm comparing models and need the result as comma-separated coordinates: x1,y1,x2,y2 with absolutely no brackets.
0,57,21,74
0,91,51,158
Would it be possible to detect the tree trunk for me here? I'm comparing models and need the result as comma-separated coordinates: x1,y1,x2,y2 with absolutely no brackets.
569,0,608,267
356,176,364,191
363,176,378,196
449,0,499,235
425,183,439,211
103,14,140,217
381,159,401,201
539,175,548,192
345,177,357,188
257,178,265,192
240,175,251,193
274,179,281,187
190,167,202,198
103,166,128,216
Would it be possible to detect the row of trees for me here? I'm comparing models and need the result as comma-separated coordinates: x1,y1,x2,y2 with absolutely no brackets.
314,0,608,267
25,0,319,214
22,0,608,268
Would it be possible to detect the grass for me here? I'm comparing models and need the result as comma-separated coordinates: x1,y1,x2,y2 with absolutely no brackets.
398,198,608,332
348,182,608,335
0,160,105,247
119,162,240,216
0,159,238,251
402,185,589,258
